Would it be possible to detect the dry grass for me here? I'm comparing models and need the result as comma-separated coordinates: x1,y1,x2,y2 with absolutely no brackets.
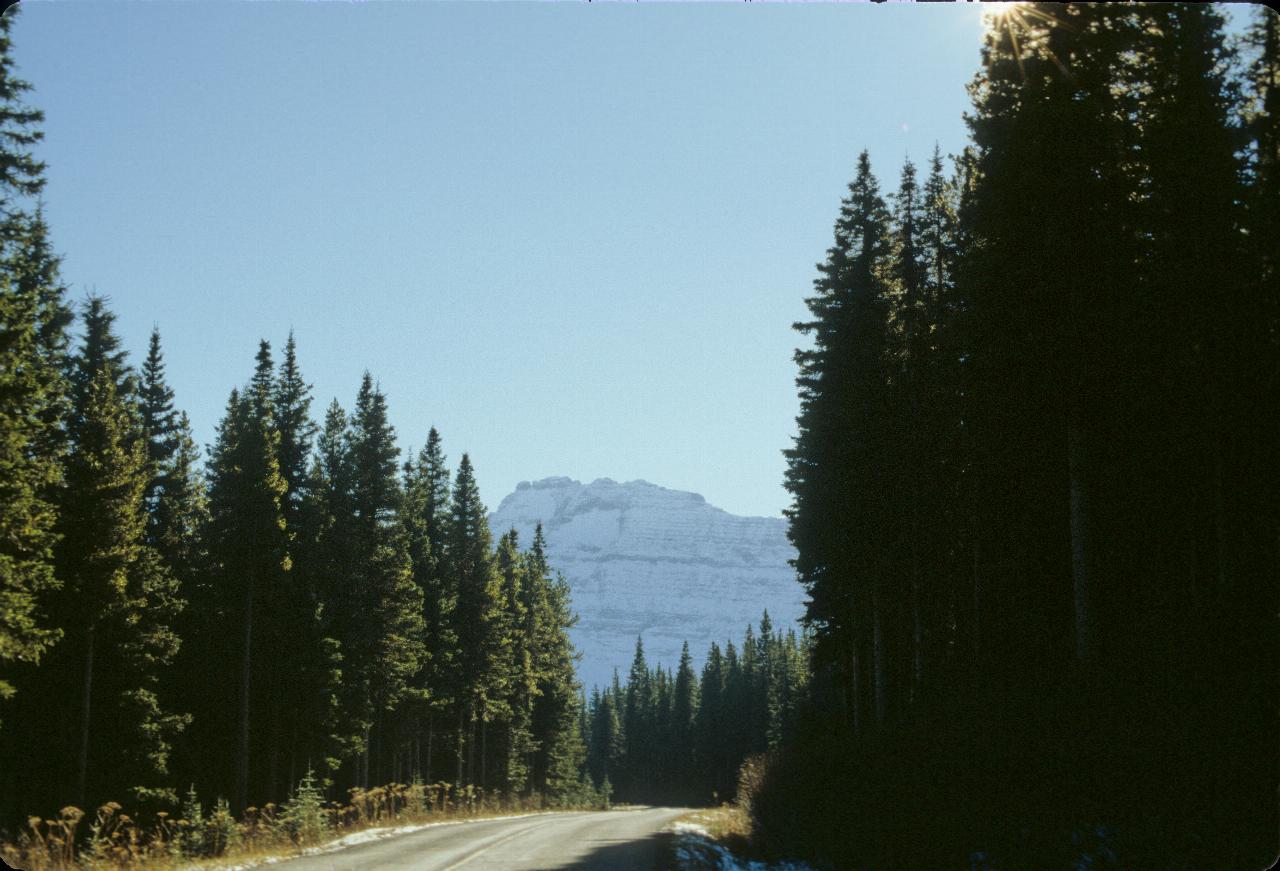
679,805,751,841
669,755,771,865
1,782,603,871
675,804,753,855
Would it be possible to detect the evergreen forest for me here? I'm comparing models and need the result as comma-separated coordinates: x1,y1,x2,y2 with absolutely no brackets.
1,3,1277,870
765,4,1278,869
0,8,590,832
581,614,810,807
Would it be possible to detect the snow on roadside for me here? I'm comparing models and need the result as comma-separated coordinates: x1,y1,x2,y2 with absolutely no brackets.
669,821,816,871
208,810,563,871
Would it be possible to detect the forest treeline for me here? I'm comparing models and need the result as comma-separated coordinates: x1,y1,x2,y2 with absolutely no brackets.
581,614,809,806
762,4,1278,869
4,2,1279,868
0,10,592,828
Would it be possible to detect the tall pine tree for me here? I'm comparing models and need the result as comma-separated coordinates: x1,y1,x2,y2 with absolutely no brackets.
204,348,289,810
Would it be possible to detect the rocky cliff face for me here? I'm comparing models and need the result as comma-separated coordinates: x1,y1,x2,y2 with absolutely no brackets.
489,476,804,691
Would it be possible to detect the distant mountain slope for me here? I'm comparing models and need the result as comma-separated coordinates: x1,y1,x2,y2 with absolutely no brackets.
489,476,804,690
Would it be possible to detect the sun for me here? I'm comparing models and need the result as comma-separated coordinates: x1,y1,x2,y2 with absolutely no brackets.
982,2,1024,29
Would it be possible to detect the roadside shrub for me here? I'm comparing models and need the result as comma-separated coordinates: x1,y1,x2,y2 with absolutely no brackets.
543,774,610,810
204,797,240,857
279,768,330,849
1,807,83,871
405,776,428,816
734,754,767,819
82,802,157,867
176,786,206,857
0,777,613,870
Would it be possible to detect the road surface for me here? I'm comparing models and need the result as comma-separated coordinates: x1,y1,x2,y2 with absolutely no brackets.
271,806,691,871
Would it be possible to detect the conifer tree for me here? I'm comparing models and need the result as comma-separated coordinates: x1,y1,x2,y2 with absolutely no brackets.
140,328,178,510
670,641,697,800
273,332,316,533
0,35,68,742
308,400,353,623
621,637,652,799
785,150,894,733
205,365,289,810
6,301,187,814
420,429,453,559
115,545,189,807
59,366,148,808
151,414,204,566
1136,3,1260,648
342,374,425,788
71,297,137,407
915,144,967,680
290,398,358,783
1246,7,1279,329
524,530,584,799
585,686,622,793
0,218,67,718
0,9,45,220
138,330,207,581
1125,6,1275,858
5,210,73,457
448,453,506,788
652,665,671,797
495,529,531,794
963,4,1143,672
249,335,345,795
694,642,727,800
401,428,457,781
122,327,199,806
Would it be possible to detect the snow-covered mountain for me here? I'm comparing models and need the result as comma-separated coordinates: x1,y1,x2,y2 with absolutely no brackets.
489,477,805,691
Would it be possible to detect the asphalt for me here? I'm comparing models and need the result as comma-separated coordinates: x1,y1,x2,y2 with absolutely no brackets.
269,806,692,871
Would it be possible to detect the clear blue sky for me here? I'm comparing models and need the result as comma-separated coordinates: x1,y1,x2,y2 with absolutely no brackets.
12,0,993,518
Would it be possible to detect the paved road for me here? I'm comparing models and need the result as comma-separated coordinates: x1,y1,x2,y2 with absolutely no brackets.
272,806,691,871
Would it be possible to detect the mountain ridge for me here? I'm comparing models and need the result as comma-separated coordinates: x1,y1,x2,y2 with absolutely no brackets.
489,476,804,689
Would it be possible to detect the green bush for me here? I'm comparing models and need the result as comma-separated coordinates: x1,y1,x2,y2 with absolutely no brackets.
405,777,428,816
279,769,330,849
177,786,206,857
204,798,241,857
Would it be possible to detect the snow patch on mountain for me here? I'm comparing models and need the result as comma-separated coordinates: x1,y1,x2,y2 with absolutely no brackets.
489,477,804,690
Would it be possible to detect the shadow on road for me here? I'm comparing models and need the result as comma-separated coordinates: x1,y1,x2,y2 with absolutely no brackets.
536,828,678,871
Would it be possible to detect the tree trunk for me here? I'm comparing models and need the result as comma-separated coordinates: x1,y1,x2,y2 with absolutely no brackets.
467,709,477,789
413,723,421,782
268,691,280,800
911,574,923,702
1187,501,1200,616
872,588,887,725
375,715,383,786
481,718,488,794
850,636,862,736
1068,409,1094,664
426,712,434,783
910,495,924,702
289,714,297,792
972,536,982,662
377,719,384,787
361,723,371,789
1213,440,1228,593
455,707,465,788
76,621,96,810
236,576,254,812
